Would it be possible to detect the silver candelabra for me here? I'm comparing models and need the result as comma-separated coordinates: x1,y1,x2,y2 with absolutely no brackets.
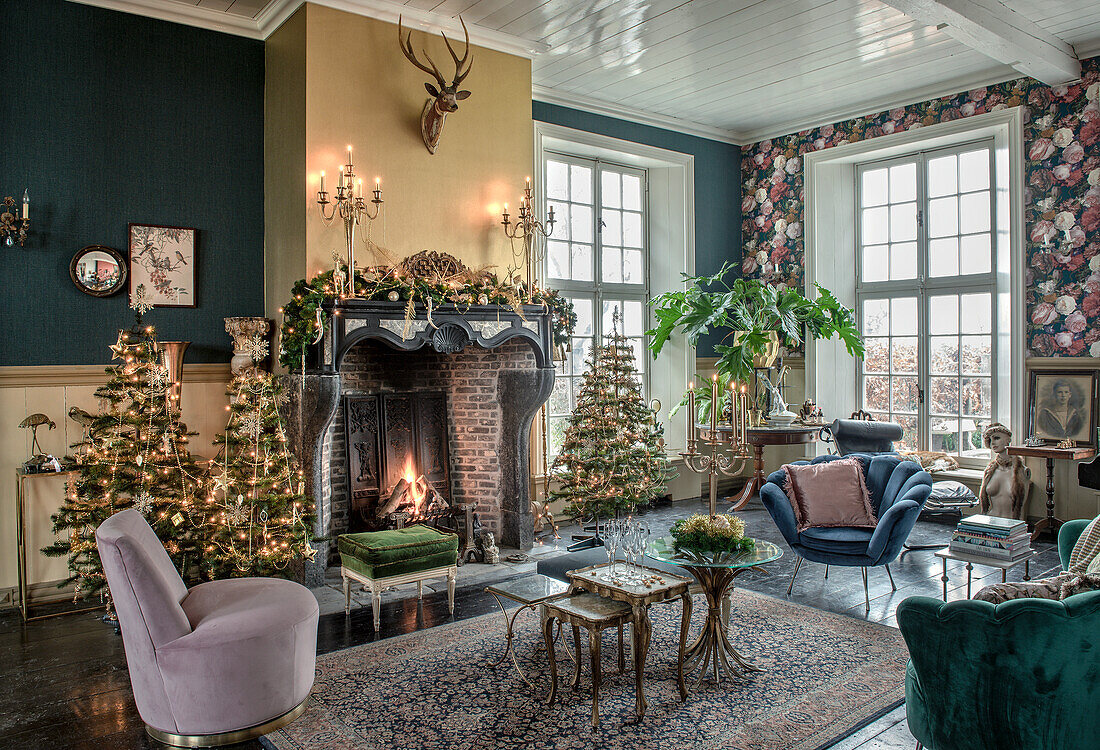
316,146,383,297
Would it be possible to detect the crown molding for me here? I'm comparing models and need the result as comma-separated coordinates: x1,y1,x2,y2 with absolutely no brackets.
309,0,548,58
532,85,744,146
66,0,266,37
736,67,1024,145
65,0,548,58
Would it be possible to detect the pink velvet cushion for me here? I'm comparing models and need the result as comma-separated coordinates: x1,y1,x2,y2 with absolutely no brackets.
782,459,877,532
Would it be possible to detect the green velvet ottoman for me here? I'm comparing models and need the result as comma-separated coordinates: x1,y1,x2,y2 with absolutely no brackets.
338,525,459,629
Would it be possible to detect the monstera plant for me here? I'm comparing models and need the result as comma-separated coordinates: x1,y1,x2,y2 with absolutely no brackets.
648,262,864,388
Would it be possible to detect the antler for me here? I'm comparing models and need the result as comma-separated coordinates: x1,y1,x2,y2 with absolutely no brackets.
440,16,472,87
397,15,446,89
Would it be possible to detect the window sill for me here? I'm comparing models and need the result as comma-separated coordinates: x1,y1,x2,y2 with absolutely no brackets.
927,467,984,485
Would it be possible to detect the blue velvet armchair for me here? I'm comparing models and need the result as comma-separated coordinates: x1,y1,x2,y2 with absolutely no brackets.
897,519,1100,750
760,454,932,610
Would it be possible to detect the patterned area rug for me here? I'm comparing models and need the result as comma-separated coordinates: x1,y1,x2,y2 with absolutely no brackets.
264,589,908,750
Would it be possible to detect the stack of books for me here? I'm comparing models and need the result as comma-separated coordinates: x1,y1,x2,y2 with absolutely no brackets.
950,515,1031,561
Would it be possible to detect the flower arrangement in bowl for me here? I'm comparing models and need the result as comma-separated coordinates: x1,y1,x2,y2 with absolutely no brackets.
669,514,755,555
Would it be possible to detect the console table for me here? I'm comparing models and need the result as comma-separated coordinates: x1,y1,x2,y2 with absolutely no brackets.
1007,445,1095,541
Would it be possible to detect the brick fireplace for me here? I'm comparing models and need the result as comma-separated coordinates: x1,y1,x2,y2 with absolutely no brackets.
286,300,555,585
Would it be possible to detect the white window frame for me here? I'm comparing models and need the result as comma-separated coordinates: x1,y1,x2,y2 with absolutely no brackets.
803,108,1026,468
854,139,997,460
533,122,695,462
544,151,651,398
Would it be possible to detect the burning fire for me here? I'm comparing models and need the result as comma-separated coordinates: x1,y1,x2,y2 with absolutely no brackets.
404,457,427,515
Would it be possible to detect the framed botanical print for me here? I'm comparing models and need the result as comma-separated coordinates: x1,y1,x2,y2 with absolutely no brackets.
1027,369,1098,447
128,223,196,308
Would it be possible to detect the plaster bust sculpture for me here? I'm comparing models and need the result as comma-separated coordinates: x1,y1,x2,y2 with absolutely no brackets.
978,422,1031,520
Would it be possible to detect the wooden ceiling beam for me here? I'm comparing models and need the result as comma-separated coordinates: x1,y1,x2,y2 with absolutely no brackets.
882,0,1081,85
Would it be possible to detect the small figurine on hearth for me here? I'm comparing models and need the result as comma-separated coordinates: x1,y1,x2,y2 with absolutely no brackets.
978,422,1031,520
480,532,500,565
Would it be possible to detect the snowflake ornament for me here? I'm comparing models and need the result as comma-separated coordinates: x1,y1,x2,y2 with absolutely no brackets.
147,364,170,390
238,412,263,439
225,497,248,525
133,491,154,517
244,334,269,363
129,284,153,316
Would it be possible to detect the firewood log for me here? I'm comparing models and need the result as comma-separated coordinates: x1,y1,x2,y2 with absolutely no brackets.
377,477,410,518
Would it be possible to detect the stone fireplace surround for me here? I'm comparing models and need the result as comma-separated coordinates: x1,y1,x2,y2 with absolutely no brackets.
286,300,555,586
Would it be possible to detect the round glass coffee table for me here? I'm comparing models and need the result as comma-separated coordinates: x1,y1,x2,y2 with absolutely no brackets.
646,537,782,685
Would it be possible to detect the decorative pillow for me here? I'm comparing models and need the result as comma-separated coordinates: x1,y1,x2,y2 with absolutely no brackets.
782,459,877,532
1068,515,1100,574
1061,573,1100,599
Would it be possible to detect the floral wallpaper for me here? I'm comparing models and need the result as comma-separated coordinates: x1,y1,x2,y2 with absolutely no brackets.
741,56,1100,357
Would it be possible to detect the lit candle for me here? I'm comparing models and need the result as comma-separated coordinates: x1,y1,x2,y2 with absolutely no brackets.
710,374,718,443
375,176,381,190
687,381,696,451
21,189,29,220
319,171,326,194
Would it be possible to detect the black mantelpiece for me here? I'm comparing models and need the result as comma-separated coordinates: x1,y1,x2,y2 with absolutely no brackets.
285,301,555,586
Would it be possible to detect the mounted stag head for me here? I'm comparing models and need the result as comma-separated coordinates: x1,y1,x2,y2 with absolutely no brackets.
398,15,473,155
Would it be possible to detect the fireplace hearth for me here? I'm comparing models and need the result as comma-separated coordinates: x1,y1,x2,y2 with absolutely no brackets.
286,299,555,586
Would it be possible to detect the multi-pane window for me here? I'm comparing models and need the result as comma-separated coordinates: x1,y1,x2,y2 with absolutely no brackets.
543,153,648,454
857,140,995,459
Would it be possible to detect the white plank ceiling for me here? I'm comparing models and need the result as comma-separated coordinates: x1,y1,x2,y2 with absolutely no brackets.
74,0,1100,142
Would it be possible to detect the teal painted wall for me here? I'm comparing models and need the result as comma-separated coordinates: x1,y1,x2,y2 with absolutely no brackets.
1,0,264,366
532,101,741,356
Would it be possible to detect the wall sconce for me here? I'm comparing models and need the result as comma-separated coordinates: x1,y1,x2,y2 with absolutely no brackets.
1,190,29,247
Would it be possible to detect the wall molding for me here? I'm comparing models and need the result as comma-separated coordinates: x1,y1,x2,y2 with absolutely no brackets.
1026,357,1100,369
67,0,549,58
533,86,743,145
0,363,232,388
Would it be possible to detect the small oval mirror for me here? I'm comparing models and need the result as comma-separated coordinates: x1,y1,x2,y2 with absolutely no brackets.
70,245,127,297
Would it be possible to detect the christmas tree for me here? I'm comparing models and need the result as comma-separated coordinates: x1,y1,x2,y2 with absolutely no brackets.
44,325,207,600
205,368,314,578
550,319,675,520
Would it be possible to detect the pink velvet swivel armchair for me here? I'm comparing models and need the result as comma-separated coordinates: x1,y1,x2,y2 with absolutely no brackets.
96,509,318,747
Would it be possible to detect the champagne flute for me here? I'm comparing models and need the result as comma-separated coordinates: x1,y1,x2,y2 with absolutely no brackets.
605,519,620,579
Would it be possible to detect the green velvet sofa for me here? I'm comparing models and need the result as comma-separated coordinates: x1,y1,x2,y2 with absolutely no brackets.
897,519,1100,750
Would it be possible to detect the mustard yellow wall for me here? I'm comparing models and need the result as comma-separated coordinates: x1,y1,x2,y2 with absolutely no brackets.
264,6,308,321
264,3,533,300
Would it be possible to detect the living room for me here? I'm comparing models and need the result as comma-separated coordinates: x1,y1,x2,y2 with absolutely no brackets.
3,1,1100,748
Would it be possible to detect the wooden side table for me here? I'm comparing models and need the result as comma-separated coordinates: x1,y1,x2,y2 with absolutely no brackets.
541,593,633,729
1007,445,1095,541
566,563,694,719
724,426,819,510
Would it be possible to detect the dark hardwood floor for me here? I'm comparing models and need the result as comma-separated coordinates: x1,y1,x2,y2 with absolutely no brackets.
2,496,1061,749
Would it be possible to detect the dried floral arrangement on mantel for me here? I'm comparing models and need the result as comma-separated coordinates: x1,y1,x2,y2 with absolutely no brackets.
279,250,576,371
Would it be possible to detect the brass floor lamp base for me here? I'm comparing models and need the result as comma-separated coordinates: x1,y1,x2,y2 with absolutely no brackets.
681,566,764,685
145,697,308,748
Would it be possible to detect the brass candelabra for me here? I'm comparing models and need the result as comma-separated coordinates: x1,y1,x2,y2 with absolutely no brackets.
680,374,752,517
501,177,555,289
316,146,383,297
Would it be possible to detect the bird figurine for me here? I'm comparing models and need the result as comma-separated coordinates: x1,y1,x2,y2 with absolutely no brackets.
19,413,55,457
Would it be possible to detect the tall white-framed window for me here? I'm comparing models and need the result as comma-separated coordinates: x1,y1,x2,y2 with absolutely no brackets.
544,152,649,454
856,139,996,460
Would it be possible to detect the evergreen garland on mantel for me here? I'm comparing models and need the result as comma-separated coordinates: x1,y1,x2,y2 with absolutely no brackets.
279,263,576,371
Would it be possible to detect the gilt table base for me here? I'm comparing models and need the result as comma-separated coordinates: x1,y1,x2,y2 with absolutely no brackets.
681,566,764,685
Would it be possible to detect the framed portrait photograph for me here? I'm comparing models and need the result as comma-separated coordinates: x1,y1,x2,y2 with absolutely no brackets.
128,223,196,308
1027,369,1098,447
